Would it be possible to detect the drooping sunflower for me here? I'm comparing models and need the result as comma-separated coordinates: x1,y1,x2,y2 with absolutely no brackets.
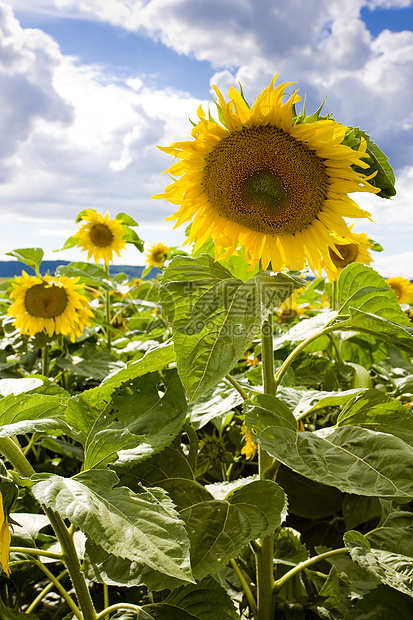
145,242,170,268
73,210,127,264
322,231,374,281
0,492,11,578
7,272,94,342
386,276,413,304
155,75,380,274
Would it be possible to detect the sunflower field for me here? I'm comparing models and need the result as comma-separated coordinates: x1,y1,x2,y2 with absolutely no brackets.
1,76,413,620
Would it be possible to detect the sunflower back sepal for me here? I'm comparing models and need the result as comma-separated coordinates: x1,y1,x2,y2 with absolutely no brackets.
343,127,396,199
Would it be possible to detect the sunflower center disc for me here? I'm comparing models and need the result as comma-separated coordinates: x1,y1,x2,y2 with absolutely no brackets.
154,252,165,262
203,125,329,235
329,243,358,268
25,283,68,318
90,223,114,247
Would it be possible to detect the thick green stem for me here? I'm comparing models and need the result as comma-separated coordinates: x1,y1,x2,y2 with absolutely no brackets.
230,558,257,618
105,263,112,351
273,547,349,592
225,373,250,401
42,343,49,377
256,315,276,620
274,323,336,390
0,436,96,620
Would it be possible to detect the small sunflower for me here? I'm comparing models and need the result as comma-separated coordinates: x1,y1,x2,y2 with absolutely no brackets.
155,75,379,275
145,242,169,268
322,231,374,281
0,493,11,577
386,276,413,304
241,424,258,460
7,272,94,342
74,210,127,264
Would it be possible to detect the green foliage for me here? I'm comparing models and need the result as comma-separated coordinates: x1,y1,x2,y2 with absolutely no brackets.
5,248,44,275
160,254,304,400
4,237,413,619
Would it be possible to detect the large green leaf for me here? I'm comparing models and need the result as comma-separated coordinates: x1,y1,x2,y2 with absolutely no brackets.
163,576,239,619
337,264,411,326
160,254,302,400
344,530,413,598
366,511,413,558
180,479,287,580
0,393,71,437
245,393,413,497
343,585,413,620
337,389,413,446
338,309,413,355
66,369,187,469
187,381,244,430
56,261,112,288
6,248,44,273
102,342,176,387
32,469,194,584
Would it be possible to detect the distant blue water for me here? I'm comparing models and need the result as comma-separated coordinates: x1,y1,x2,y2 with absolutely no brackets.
0,260,157,279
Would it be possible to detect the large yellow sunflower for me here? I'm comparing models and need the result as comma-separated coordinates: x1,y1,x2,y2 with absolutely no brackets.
145,242,170,268
155,75,380,274
322,231,374,281
386,276,413,304
73,210,127,264
7,272,94,342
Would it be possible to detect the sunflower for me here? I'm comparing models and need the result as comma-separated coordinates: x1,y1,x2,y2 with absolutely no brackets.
386,276,413,304
0,493,11,577
241,424,258,460
145,242,169,268
73,210,127,264
7,272,94,342
155,75,380,275
322,231,374,281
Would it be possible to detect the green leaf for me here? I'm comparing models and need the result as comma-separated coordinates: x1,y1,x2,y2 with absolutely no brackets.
83,538,188,592
56,261,110,287
0,393,71,438
337,389,413,446
180,479,286,580
344,530,413,598
337,264,411,326
366,510,413,558
273,311,337,350
187,381,243,430
164,575,239,619
245,393,413,497
277,465,343,519
160,254,302,400
116,212,139,226
102,342,176,387
55,351,125,381
32,470,194,584
5,248,44,273
343,584,413,620
66,369,187,469
0,598,40,620
343,127,396,199
339,309,413,355
122,227,145,252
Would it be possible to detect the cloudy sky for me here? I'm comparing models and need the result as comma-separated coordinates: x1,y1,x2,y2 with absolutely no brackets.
1,0,413,276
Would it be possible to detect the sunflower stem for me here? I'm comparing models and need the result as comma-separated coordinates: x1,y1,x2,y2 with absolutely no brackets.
104,263,112,351
0,436,97,620
42,343,49,377
255,314,276,620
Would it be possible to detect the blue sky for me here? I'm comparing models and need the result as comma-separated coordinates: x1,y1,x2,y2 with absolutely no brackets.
1,0,413,276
